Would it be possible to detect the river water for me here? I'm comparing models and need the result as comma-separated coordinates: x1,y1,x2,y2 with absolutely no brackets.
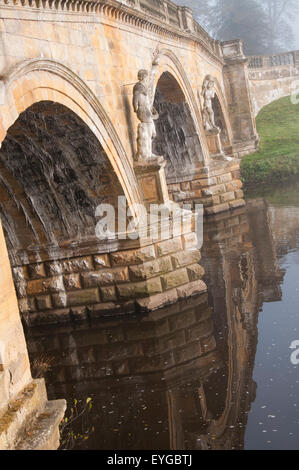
25,182,299,450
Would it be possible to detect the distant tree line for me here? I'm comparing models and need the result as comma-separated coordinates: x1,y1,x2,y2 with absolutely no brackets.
175,0,298,55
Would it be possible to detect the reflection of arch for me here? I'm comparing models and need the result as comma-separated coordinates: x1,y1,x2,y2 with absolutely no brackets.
0,59,141,209
198,208,260,448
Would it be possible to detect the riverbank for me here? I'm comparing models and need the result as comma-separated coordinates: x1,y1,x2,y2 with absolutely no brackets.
240,96,299,188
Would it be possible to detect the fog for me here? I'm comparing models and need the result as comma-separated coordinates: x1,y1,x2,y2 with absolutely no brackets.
176,0,299,53
292,15,299,50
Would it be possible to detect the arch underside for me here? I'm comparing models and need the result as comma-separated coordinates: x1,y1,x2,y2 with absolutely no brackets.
0,101,125,265
212,94,230,149
153,71,204,182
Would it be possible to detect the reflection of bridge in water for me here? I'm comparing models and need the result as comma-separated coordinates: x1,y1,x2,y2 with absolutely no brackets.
25,199,285,450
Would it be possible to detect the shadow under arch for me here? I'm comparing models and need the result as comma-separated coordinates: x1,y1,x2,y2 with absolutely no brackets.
209,77,234,152
0,59,141,210
151,50,209,182
0,100,128,265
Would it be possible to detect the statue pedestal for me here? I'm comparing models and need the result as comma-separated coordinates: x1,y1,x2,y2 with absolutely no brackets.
134,156,169,209
206,128,225,158
206,129,233,161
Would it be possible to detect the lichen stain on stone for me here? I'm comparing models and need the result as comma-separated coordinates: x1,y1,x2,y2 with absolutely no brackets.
0,382,36,434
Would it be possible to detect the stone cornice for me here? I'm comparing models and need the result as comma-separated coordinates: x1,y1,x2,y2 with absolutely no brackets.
0,0,224,65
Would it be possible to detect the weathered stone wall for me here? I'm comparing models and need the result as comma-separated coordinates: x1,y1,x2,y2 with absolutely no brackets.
0,0,255,327
15,231,207,327
0,0,256,185
248,50,299,116
0,0,259,447
0,222,30,413
0,221,66,450
168,160,245,215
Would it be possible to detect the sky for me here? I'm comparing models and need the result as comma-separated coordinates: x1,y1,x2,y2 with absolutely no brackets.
292,16,299,50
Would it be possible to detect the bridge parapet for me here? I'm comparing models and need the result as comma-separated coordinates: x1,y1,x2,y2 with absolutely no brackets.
248,51,299,69
248,50,299,81
247,50,299,115
0,0,222,60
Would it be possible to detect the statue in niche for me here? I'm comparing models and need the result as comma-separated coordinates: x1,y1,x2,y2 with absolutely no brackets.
201,75,219,132
133,60,160,161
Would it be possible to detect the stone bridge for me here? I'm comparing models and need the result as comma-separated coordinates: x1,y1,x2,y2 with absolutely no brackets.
0,0,285,450
248,50,299,116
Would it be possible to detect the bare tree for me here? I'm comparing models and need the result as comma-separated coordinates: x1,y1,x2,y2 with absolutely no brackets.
175,0,298,54
259,0,298,52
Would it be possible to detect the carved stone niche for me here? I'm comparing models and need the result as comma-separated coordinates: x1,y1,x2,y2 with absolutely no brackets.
134,156,169,209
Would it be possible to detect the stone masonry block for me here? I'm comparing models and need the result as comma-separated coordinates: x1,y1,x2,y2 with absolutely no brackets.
18,297,36,314
176,279,207,299
93,254,110,269
217,173,232,184
171,249,201,268
186,264,205,281
100,286,117,302
27,263,46,279
182,232,198,250
117,277,162,299
64,274,81,290
46,256,93,276
202,184,226,197
220,191,235,203
27,276,65,296
156,237,182,257
110,245,156,266
129,256,172,281
82,267,129,287
52,288,100,308
35,294,52,311
161,268,189,291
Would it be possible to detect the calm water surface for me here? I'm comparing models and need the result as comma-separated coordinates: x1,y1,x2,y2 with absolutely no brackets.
25,182,299,450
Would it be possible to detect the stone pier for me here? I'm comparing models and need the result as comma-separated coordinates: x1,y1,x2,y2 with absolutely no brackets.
0,223,66,450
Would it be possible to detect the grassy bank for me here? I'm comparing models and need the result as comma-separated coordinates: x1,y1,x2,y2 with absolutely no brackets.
240,96,299,188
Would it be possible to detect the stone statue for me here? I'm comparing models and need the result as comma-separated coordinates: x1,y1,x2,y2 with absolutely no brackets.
133,69,159,161
201,75,219,132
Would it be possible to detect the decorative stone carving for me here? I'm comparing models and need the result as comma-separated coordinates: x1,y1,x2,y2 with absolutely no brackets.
201,75,219,132
201,75,233,161
133,55,160,161
133,69,158,161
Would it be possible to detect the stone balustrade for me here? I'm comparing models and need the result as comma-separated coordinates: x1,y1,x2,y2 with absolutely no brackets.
248,51,299,69
247,49,299,115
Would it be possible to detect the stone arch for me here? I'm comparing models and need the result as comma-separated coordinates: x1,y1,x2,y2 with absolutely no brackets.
151,51,210,176
151,52,208,182
211,78,234,150
0,59,141,210
0,100,127,266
